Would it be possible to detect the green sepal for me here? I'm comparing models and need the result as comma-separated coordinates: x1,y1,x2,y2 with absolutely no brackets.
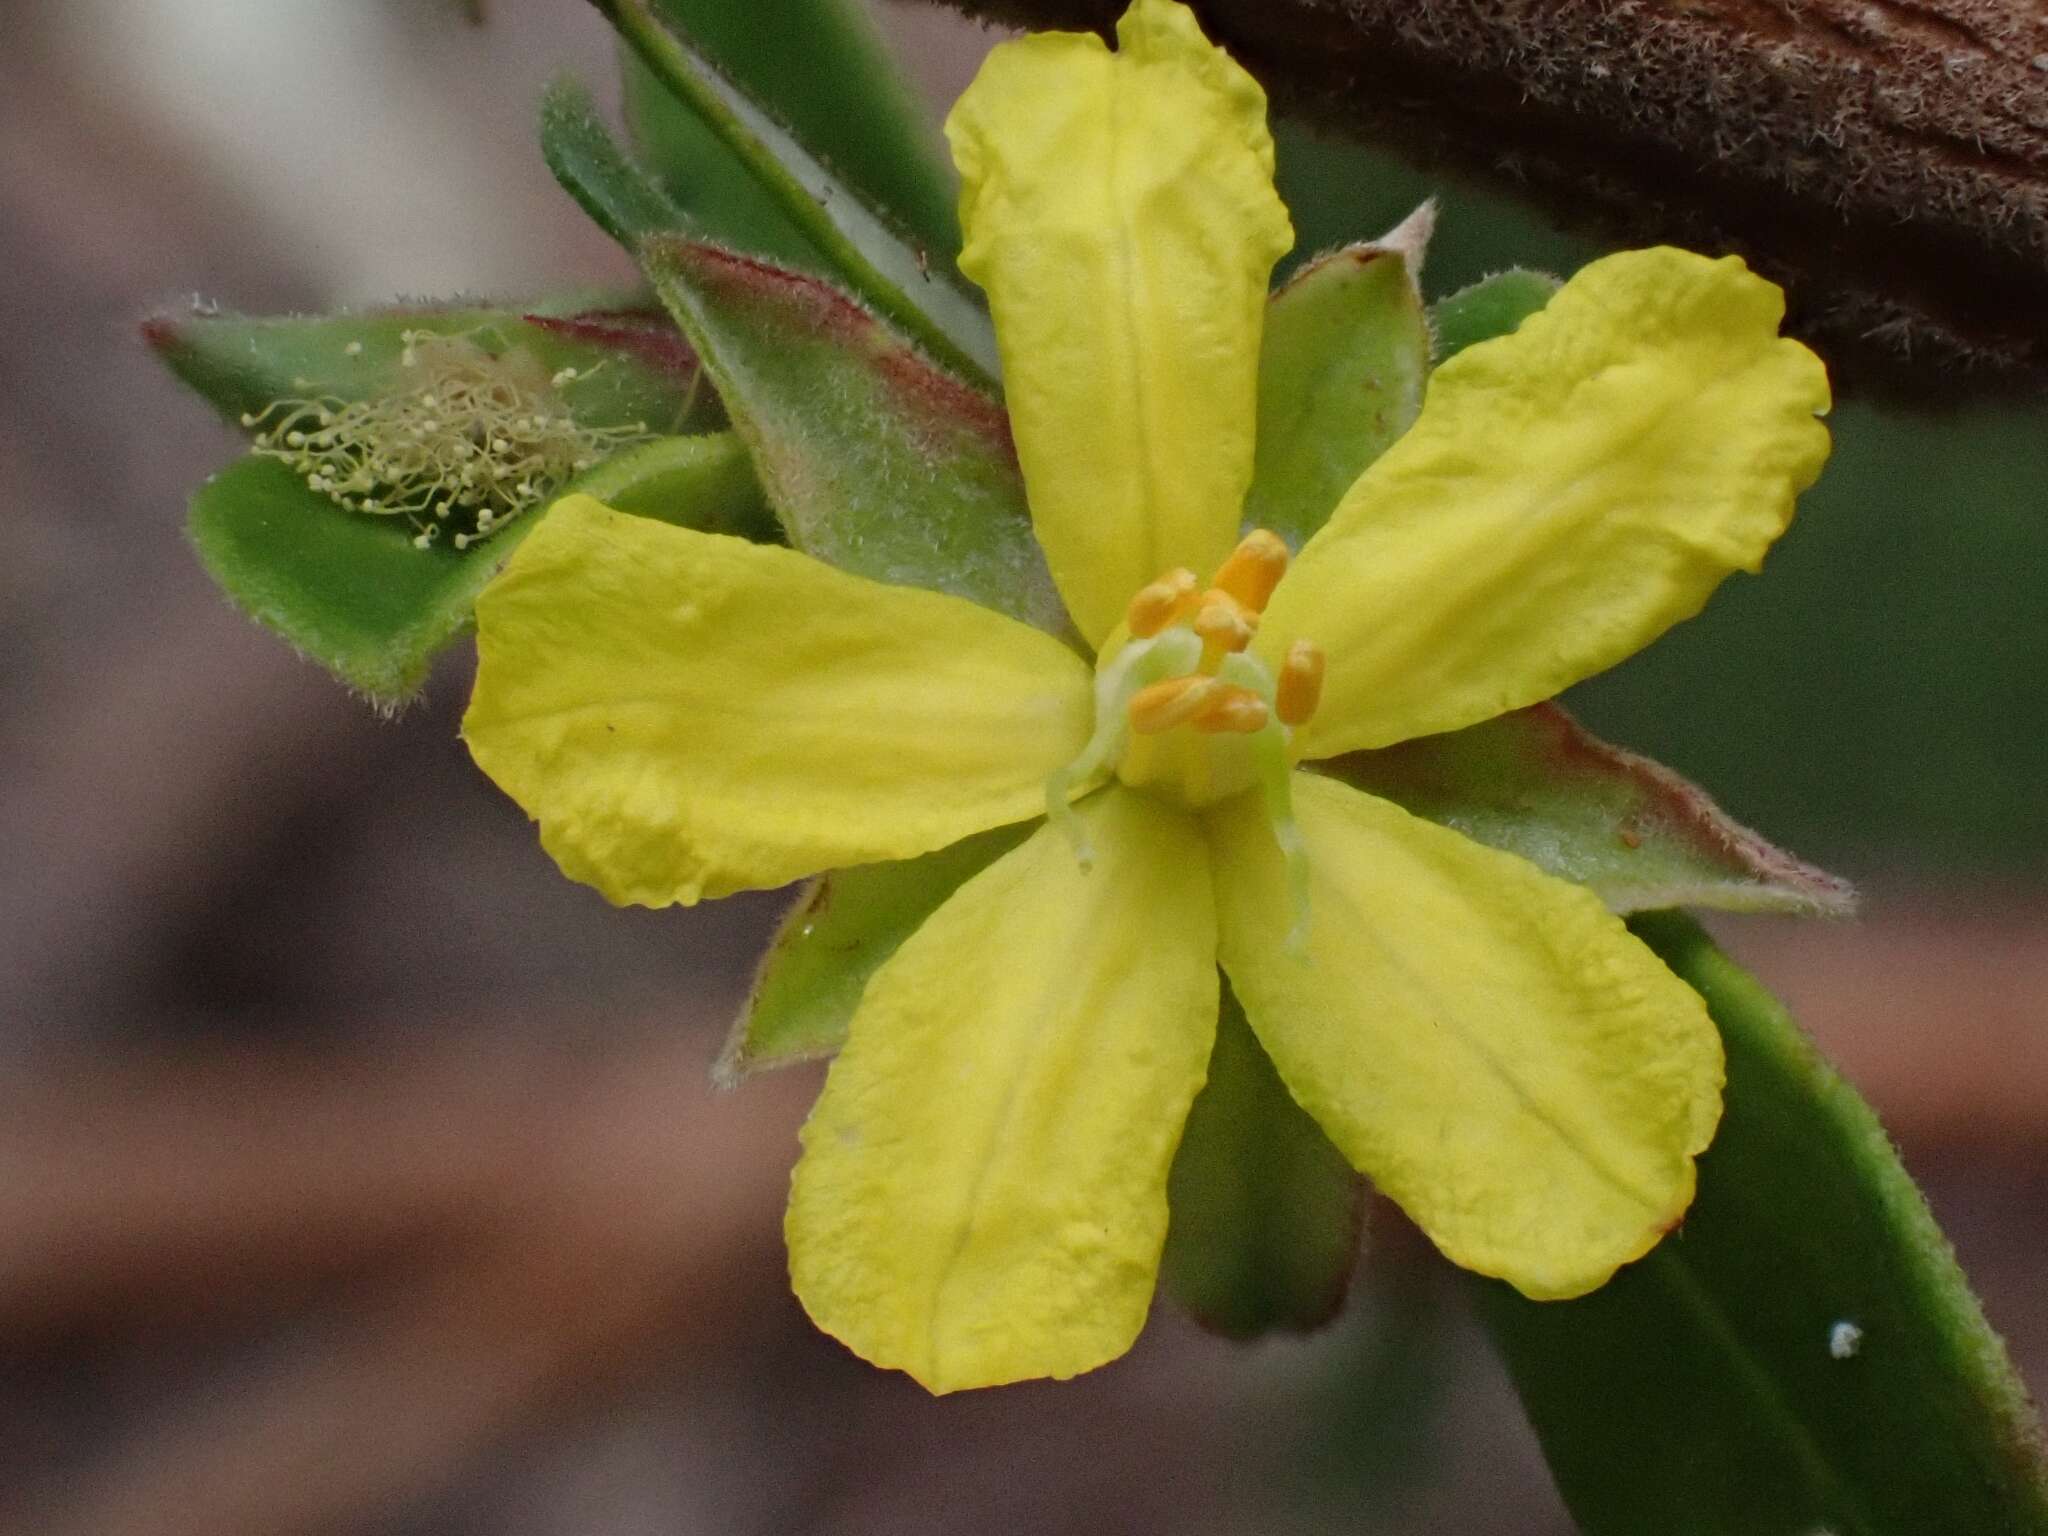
631,0,961,272
642,238,1073,640
1161,988,1365,1339
188,433,767,706
1477,912,2048,1536
1326,704,1855,916
539,74,688,247
594,0,997,383
144,301,709,438
1245,209,1433,547
718,822,1031,1084
1430,268,1560,360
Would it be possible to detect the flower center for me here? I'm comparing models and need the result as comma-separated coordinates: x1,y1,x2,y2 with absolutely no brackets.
1115,530,1324,803
1044,530,1322,930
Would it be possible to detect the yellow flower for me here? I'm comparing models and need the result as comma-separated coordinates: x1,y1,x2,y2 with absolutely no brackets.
463,0,1830,1393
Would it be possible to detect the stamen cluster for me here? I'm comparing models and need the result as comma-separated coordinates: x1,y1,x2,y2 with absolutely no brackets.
1123,530,1324,738
241,333,653,550
1043,529,1325,937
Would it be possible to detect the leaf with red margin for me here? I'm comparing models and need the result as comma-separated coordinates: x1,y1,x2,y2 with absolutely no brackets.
147,301,712,437
642,236,1075,640
1325,703,1856,916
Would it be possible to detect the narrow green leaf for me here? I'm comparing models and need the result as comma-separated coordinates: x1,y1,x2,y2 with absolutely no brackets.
1327,703,1855,916
634,0,961,270
189,434,765,705
643,238,1071,639
619,52,818,269
719,823,1030,1084
1430,268,1560,360
145,302,707,437
1477,912,2048,1536
539,74,687,246
1245,209,1433,547
594,0,997,384
1161,989,1365,1338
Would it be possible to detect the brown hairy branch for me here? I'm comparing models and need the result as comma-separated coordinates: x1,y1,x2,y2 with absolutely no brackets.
924,0,2048,395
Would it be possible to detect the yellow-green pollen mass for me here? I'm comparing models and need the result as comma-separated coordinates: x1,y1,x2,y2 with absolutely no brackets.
242,332,652,549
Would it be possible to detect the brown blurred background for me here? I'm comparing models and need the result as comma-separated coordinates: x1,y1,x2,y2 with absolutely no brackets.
1,2,2042,1533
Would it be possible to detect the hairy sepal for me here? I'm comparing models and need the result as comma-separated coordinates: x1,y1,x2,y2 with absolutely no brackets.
1246,207,1434,547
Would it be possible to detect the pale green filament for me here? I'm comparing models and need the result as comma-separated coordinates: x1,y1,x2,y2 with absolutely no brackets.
1045,629,1202,865
1217,652,1310,948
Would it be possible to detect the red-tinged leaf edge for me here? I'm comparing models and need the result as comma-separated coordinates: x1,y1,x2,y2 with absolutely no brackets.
1332,703,1858,917
522,306,703,387
648,238,1017,460
641,235,1073,638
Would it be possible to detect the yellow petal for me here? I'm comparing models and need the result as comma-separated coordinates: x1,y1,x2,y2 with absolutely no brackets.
463,495,1093,905
788,787,1218,1393
1262,247,1831,758
1208,772,1723,1299
945,0,1293,646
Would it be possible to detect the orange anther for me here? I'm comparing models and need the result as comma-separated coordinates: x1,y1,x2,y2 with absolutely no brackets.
1191,686,1270,735
1212,529,1290,613
1128,674,1221,735
1193,591,1257,669
1276,639,1325,726
1125,568,1200,638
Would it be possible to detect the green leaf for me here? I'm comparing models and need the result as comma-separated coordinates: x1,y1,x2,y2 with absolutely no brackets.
619,52,818,268
1327,703,1855,916
189,434,767,705
633,0,961,270
1245,209,1433,547
1161,988,1365,1338
594,0,997,384
719,823,1030,1083
539,74,688,247
1477,912,2048,1536
1430,267,1560,360
643,238,1072,640
145,301,708,437
570,434,772,537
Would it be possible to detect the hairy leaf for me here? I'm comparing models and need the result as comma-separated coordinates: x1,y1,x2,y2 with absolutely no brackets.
539,74,687,247
1478,912,2048,1536
632,0,961,270
144,301,708,438
595,0,997,382
1328,703,1854,916
643,238,1070,638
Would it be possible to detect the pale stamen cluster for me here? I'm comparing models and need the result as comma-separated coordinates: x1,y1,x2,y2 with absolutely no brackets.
241,333,653,550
